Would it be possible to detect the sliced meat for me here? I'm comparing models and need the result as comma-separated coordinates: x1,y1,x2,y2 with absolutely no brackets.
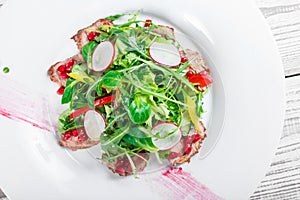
102,152,150,176
168,128,207,166
180,49,209,73
71,19,113,50
59,128,100,151
152,25,175,38
47,53,84,87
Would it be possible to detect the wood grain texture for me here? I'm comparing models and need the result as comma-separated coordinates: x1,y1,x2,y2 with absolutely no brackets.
258,1,300,77
251,76,300,200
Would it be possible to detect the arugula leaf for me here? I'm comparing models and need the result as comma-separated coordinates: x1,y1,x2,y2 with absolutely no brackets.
128,95,151,124
105,13,126,21
122,135,158,152
58,109,83,133
102,71,123,89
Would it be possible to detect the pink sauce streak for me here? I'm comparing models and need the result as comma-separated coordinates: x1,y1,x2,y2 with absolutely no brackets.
152,167,222,200
0,75,54,132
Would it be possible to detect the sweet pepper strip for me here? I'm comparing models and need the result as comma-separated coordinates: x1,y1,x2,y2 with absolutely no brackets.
70,95,115,119
187,71,213,88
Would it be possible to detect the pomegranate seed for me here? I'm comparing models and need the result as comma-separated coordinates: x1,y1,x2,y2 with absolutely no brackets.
183,136,194,147
88,31,100,41
63,131,72,140
184,145,192,155
57,64,66,73
181,57,188,63
71,129,78,137
65,59,74,72
59,71,69,79
185,70,195,78
78,134,88,142
115,167,125,174
56,86,65,95
193,134,202,143
144,19,152,27
168,152,180,160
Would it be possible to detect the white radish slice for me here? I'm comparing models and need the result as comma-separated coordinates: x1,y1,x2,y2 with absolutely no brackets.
149,42,181,67
84,110,106,139
151,122,182,150
92,41,115,71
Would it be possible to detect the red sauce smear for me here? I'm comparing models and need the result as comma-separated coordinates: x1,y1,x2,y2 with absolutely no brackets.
153,167,222,200
0,76,54,132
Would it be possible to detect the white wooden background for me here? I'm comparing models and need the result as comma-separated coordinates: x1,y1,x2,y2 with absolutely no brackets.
1,0,300,199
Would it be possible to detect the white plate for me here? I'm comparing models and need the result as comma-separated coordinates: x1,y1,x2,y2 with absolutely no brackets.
0,0,285,199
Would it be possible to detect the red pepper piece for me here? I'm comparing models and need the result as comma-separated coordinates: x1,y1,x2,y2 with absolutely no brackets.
187,71,213,88
185,70,195,78
193,134,202,143
94,95,115,107
69,95,115,120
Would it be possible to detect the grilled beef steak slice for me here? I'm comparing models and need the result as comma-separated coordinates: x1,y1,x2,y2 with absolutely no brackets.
47,53,84,87
102,152,150,176
59,128,100,151
71,19,113,50
152,25,175,38
168,125,207,165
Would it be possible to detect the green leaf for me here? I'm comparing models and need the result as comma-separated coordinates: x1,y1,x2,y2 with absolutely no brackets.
127,10,141,22
128,95,151,124
95,82,103,96
196,93,204,118
81,41,98,62
105,13,126,21
58,109,83,133
127,127,149,138
122,135,158,152
61,79,78,104
102,71,123,89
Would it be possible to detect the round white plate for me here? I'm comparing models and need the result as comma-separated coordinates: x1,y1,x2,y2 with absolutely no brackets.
0,0,285,199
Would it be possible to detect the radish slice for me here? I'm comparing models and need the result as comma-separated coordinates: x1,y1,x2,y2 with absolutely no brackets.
149,42,181,67
84,110,106,139
151,122,182,150
92,41,115,71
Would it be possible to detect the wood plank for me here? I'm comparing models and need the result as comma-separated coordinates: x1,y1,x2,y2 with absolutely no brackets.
256,0,300,77
250,76,300,199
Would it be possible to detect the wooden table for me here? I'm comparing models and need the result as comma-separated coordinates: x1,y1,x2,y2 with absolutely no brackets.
1,0,300,199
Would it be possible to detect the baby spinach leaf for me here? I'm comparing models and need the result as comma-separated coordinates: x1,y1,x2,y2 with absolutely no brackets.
102,71,123,89
128,96,151,124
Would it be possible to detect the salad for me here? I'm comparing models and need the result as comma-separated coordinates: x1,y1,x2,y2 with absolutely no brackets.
47,11,213,176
